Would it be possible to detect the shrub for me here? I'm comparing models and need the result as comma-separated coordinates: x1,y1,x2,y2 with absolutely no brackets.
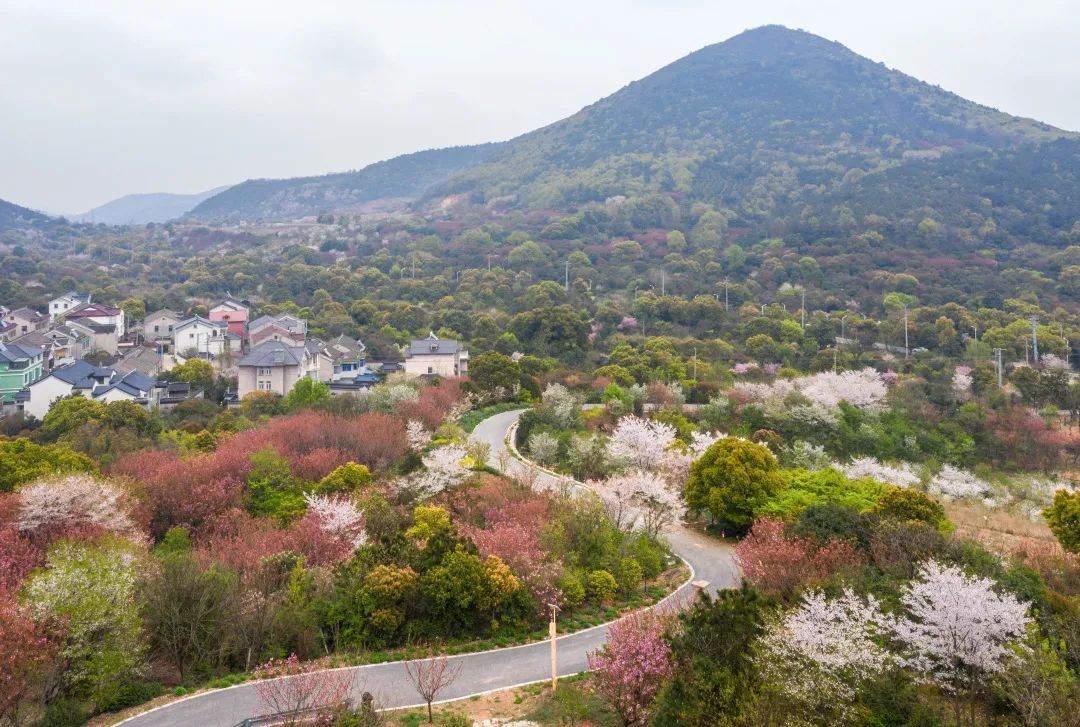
873,486,950,531
1045,489,1080,553
559,570,586,609
616,558,644,593
762,468,884,520
586,570,618,604
788,503,871,550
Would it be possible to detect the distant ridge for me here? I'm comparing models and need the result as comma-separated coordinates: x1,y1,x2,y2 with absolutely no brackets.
72,186,230,225
0,197,52,231
177,25,1079,222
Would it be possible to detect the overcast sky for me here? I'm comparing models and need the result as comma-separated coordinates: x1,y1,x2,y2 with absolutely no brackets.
2,0,1077,214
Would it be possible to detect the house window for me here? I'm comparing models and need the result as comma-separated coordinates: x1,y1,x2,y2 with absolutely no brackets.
257,367,272,376
428,366,434,374
153,325,159,333
189,333,195,340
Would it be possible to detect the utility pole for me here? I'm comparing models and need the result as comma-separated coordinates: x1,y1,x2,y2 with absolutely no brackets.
692,346,698,380
564,260,569,292
800,288,806,330
903,306,910,359
1030,316,1040,364
661,269,666,296
994,348,1004,387
841,314,848,341
723,278,729,311
833,345,838,372
486,254,493,271
972,324,977,342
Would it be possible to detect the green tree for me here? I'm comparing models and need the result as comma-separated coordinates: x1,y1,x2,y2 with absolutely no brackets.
281,377,331,412
167,359,215,392
23,540,146,705
685,438,781,532
246,447,306,523
1045,489,1080,552
40,396,106,440
468,351,520,398
0,440,95,492
651,585,768,727
315,462,373,494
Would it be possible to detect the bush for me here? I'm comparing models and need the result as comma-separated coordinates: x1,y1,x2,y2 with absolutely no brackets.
37,697,86,727
1045,489,1080,553
559,570,586,609
762,468,884,520
95,680,165,713
628,534,667,580
788,502,872,550
586,570,618,604
873,486,950,531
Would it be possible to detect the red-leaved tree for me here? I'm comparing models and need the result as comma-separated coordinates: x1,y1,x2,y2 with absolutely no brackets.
253,654,353,725
734,517,862,600
0,593,62,725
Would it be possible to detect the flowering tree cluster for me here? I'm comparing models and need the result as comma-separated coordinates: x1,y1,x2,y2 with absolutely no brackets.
409,444,471,497
607,415,677,471
952,366,973,398
840,457,921,488
588,610,672,726
406,419,431,453
541,383,582,429
732,368,887,415
927,465,990,501
759,588,889,711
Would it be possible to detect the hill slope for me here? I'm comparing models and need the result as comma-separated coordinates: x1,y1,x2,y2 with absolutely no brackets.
72,186,230,225
189,144,500,222
433,25,1075,209
0,198,52,232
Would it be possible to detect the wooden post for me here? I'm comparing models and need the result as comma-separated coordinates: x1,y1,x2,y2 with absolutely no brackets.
548,603,560,692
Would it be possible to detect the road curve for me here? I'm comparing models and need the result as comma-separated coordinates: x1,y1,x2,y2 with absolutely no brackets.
119,410,739,727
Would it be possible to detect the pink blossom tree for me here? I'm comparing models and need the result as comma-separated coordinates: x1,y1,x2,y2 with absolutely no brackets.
607,416,676,471
588,610,672,726
588,470,682,537
734,517,862,600
253,654,353,725
887,559,1032,725
403,654,462,724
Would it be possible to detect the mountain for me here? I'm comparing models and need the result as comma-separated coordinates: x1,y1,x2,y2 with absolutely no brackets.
432,25,1075,208
185,25,1079,225
72,186,230,225
0,197,52,231
189,144,501,223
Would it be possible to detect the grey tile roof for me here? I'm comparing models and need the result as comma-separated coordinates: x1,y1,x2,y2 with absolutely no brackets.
237,340,307,368
0,342,43,363
405,333,462,356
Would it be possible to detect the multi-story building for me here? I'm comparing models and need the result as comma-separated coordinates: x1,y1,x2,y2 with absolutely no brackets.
403,333,469,377
0,342,45,404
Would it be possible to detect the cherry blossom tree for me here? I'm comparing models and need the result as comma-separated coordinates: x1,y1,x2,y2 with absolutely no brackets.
587,610,672,726
840,457,920,488
406,419,431,453
588,470,682,537
403,654,462,723
409,444,471,497
253,654,354,725
927,466,990,501
302,493,366,548
758,588,888,715
887,560,1031,724
607,416,676,471
16,473,141,542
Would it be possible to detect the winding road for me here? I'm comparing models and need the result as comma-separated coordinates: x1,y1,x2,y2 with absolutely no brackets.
119,410,739,727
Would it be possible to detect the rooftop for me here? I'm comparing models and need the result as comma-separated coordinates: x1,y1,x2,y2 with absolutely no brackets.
237,339,308,368
405,332,463,357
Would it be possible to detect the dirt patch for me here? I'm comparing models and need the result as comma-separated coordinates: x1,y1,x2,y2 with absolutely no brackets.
945,501,1056,555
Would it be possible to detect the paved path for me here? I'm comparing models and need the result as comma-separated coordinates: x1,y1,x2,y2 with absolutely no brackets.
120,410,738,727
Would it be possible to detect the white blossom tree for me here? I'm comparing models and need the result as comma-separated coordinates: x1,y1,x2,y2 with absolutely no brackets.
927,466,990,501
588,470,682,537
607,415,676,471
840,457,921,488
410,444,471,496
887,560,1031,723
541,383,581,429
758,588,889,715
17,474,139,539
302,493,367,548
405,419,431,453
526,431,559,466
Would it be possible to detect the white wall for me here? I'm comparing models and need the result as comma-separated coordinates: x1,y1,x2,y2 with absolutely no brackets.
25,377,74,420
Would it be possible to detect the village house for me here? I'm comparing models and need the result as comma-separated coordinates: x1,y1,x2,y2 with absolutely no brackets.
172,315,238,357
248,314,307,347
4,308,49,336
62,301,127,339
11,324,89,371
209,296,250,340
23,360,156,420
0,342,45,405
236,339,329,398
143,309,183,349
48,291,91,320
324,334,367,381
403,332,469,377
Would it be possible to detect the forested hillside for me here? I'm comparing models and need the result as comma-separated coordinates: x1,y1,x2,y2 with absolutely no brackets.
0,197,51,232
189,144,501,222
